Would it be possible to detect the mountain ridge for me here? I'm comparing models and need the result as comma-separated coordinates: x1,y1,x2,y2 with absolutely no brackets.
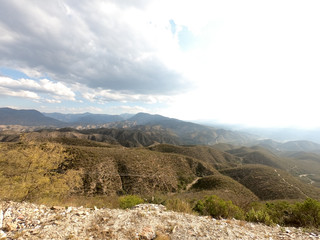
0,108,257,146
2,108,320,153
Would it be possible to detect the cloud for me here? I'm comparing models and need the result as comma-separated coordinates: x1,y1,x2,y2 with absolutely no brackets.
108,105,147,114
0,76,75,100
0,0,188,95
81,87,169,104
39,105,104,114
0,86,40,100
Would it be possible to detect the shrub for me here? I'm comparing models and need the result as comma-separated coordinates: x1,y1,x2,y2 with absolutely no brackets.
245,199,320,228
264,201,294,226
165,198,194,214
119,195,144,209
246,208,274,226
292,198,320,228
194,195,244,219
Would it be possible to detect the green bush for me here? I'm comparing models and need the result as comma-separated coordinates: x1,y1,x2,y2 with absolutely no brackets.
194,195,244,219
119,195,144,209
264,201,294,226
246,199,320,228
246,208,274,226
292,198,320,228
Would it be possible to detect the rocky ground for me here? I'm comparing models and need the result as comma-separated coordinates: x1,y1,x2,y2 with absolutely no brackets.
0,201,319,240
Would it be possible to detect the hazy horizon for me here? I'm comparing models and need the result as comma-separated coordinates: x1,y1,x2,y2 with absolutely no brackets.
1,1,320,128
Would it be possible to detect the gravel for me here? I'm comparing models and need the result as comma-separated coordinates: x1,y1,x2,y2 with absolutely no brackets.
1,201,319,239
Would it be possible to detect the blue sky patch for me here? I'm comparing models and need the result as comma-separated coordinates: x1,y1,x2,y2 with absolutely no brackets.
178,26,196,51
0,67,30,79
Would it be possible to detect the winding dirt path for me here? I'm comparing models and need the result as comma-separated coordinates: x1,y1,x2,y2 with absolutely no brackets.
185,177,201,191
274,169,309,198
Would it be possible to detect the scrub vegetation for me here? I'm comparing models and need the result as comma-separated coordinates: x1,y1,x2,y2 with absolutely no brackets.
1,133,320,230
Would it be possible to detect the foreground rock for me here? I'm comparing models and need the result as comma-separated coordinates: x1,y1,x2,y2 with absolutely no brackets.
0,201,319,239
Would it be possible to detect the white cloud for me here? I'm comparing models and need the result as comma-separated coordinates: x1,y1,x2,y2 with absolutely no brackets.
0,0,187,95
1,0,320,127
39,79,75,100
40,106,104,114
81,87,170,104
45,99,61,103
0,76,75,100
17,67,44,78
108,105,147,115
0,86,40,99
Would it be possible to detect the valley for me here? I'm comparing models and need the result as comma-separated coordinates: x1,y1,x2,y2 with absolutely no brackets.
1,107,320,235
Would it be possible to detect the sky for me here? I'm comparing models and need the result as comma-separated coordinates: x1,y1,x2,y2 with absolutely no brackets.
1,0,320,128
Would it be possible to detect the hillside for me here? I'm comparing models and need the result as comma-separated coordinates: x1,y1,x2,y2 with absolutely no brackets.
222,144,320,189
281,151,320,188
220,164,320,200
148,144,243,170
2,131,320,203
63,145,219,196
177,174,259,207
1,202,317,240
226,146,284,169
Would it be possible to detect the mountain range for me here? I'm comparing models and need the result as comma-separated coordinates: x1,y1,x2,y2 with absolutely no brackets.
1,107,320,214
0,107,256,146
2,107,320,153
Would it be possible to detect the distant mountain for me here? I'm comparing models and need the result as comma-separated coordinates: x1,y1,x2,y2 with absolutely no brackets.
129,113,257,145
75,114,124,125
0,108,63,126
43,112,125,124
255,139,320,153
128,112,171,125
119,113,135,120
42,112,92,123
280,140,320,152
0,108,257,145
240,127,320,144
7,109,320,150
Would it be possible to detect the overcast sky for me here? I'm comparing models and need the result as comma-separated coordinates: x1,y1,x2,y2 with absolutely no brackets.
1,0,320,128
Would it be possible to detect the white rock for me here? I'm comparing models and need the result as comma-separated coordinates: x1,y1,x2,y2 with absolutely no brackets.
0,230,6,238
0,210,3,229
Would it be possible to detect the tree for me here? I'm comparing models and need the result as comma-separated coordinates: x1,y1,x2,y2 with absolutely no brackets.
0,140,82,202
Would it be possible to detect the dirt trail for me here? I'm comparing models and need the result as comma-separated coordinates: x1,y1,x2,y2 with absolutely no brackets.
185,177,201,191
274,169,309,198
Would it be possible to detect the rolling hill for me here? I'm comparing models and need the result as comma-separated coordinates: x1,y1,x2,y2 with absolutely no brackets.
148,144,243,170
220,164,320,201
225,146,283,169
